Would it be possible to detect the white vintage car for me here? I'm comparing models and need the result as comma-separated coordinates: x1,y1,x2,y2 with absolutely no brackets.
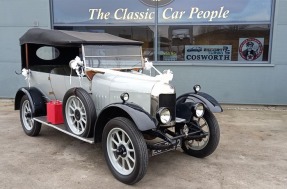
15,28,222,185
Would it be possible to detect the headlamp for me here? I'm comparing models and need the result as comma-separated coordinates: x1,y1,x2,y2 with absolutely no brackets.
193,103,205,118
156,107,171,124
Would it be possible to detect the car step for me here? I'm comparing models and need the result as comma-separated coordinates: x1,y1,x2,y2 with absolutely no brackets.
33,116,94,144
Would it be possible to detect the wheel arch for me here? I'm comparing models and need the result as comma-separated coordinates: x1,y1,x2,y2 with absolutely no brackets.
94,103,156,143
176,92,223,113
15,87,47,116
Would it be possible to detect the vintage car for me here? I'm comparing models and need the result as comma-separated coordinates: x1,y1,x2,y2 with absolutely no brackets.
15,28,222,185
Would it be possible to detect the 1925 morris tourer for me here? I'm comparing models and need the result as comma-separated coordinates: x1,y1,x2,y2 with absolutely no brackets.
15,28,222,184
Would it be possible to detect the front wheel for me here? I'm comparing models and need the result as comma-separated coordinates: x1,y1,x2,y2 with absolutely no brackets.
181,110,220,158
102,117,148,185
20,95,41,136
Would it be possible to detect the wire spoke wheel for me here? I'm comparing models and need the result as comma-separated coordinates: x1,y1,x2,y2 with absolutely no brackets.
65,96,87,135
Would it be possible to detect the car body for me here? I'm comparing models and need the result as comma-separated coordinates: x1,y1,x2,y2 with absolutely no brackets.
15,28,222,185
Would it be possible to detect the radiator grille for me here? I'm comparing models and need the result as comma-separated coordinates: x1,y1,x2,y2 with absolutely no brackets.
159,94,176,121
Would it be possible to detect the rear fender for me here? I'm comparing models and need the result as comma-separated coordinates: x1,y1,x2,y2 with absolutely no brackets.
14,87,47,116
94,103,156,143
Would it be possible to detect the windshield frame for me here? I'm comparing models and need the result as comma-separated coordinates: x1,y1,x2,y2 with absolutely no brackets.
81,44,144,70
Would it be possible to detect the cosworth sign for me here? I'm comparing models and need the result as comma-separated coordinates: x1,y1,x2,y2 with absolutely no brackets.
185,45,232,61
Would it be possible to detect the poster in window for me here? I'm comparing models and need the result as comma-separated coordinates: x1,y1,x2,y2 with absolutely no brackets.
238,38,264,61
185,45,232,61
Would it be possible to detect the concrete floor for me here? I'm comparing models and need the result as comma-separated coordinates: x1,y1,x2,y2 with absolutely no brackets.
0,99,286,189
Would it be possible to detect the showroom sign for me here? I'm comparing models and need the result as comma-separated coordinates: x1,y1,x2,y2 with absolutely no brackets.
89,6,229,21
53,0,272,25
185,45,232,61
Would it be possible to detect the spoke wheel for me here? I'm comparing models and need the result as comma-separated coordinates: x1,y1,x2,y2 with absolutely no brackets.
63,88,96,137
182,110,220,158
102,117,148,185
19,95,41,136
65,96,87,135
107,128,136,175
185,117,210,151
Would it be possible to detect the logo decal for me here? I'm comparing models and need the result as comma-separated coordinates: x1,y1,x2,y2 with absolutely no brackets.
238,38,264,61
139,0,174,7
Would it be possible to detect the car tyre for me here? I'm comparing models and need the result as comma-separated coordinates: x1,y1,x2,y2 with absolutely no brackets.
102,117,148,185
63,88,96,137
181,110,220,158
20,95,41,136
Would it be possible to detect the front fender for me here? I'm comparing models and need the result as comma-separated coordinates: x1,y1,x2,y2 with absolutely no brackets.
94,103,156,142
176,92,223,113
14,87,47,116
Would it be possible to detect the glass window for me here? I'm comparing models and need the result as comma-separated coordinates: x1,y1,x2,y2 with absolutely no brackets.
157,25,270,62
36,46,60,60
55,26,155,60
84,45,142,68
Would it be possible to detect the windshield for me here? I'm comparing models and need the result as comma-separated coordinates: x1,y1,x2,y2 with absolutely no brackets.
83,45,143,69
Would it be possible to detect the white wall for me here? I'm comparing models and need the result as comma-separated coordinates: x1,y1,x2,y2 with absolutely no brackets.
0,0,51,98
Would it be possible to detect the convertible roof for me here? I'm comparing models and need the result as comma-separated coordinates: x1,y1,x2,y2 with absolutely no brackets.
19,28,143,46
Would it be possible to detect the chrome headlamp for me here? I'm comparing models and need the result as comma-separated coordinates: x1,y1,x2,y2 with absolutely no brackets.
193,103,205,118
120,92,129,103
193,84,201,93
156,107,171,124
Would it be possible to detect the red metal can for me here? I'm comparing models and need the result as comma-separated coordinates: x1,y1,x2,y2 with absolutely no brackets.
47,100,64,124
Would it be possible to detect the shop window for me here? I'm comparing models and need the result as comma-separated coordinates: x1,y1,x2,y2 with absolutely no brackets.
157,25,270,63
55,26,155,61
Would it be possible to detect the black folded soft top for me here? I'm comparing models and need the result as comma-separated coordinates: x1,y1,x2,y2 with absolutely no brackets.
20,28,143,46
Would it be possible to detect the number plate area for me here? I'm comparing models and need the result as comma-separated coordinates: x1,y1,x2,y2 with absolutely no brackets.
150,140,181,156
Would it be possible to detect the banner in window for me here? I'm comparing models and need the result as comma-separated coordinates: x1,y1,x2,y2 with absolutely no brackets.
238,38,264,61
185,45,232,61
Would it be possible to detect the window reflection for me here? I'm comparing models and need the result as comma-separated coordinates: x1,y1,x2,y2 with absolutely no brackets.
158,25,270,62
55,26,155,61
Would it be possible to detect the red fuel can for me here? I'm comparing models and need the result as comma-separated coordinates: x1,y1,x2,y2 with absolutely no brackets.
47,100,64,124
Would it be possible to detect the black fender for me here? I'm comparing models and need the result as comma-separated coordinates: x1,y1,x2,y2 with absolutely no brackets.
14,87,47,116
176,92,223,113
94,103,156,143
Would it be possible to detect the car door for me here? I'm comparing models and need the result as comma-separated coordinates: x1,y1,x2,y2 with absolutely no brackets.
49,67,67,101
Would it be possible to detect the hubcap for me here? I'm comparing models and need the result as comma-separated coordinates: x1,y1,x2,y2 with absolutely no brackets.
75,110,81,121
185,117,210,150
107,128,135,175
116,145,127,157
65,96,87,135
21,100,34,131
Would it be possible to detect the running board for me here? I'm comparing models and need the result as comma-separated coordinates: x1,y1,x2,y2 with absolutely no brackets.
33,116,94,144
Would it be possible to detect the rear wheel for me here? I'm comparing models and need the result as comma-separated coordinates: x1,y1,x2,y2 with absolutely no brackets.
20,95,41,136
63,88,96,137
102,117,148,185
181,110,220,158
